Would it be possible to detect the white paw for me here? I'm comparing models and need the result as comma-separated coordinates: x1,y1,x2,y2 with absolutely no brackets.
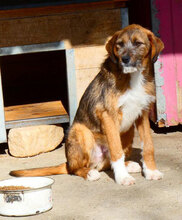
143,163,163,180
87,169,101,181
111,155,136,186
144,169,163,180
115,174,136,186
126,161,141,173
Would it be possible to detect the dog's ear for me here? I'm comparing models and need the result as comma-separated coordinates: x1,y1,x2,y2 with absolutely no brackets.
147,32,164,63
105,32,120,63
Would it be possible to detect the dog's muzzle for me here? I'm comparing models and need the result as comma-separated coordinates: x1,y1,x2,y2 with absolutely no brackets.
121,55,138,74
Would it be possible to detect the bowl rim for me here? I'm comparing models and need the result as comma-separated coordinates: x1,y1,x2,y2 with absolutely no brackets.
0,177,55,192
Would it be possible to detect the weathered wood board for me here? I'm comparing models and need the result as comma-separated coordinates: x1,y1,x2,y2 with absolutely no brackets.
74,45,108,102
0,9,122,48
76,68,100,104
5,101,68,121
74,45,107,69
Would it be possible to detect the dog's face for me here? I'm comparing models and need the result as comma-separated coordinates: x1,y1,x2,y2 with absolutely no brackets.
106,24,164,74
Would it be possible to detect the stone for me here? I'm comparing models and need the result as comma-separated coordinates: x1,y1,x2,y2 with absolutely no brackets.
8,125,64,157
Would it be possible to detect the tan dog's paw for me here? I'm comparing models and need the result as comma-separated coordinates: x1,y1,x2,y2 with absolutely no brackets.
115,174,136,186
87,169,101,181
126,161,141,173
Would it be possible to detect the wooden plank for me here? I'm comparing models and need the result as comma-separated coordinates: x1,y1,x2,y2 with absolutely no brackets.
171,0,182,124
65,49,77,124
0,1,127,20
0,68,7,143
0,9,122,48
176,81,182,121
4,101,68,121
152,0,182,127
5,115,69,129
76,68,100,103
151,0,166,126
74,46,107,70
154,0,178,126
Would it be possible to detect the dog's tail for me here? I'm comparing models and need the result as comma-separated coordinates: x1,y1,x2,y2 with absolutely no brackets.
9,163,69,177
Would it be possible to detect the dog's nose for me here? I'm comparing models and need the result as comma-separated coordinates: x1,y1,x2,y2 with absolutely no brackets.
122,55,130,64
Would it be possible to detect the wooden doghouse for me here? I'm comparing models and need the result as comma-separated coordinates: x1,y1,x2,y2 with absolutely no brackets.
0,0,129,143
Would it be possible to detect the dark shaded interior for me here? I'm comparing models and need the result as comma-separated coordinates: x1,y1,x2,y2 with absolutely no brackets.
1,50,68,113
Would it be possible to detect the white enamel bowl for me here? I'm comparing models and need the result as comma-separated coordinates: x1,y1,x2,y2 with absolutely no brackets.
0,177,54,216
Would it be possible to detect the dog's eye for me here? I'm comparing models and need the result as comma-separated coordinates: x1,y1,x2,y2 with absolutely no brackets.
134,41,143,46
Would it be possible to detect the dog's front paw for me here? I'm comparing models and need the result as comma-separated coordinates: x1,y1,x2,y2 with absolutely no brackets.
115,174,136,186
144,169,163,180
111,156,136,185
143,163,163,180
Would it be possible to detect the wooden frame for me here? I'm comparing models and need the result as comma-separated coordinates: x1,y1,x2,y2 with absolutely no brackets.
0,42,76,143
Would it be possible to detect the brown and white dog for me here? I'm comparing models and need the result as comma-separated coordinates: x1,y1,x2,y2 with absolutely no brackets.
10,24,164,185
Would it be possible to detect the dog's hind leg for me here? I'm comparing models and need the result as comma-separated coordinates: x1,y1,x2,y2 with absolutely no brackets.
65,123,100,181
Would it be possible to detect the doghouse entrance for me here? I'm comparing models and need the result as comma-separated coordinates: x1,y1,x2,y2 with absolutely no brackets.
1,50,69,128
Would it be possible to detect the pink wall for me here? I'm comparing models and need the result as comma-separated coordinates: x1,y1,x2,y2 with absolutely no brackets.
156,0,182,126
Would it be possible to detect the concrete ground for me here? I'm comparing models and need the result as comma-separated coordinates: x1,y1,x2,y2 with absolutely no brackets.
0,129,182,220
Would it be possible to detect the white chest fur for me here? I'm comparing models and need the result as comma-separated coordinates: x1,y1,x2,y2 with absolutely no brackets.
118,71,155,132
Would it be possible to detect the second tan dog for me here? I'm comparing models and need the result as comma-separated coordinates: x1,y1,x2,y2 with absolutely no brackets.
10,24,164,185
